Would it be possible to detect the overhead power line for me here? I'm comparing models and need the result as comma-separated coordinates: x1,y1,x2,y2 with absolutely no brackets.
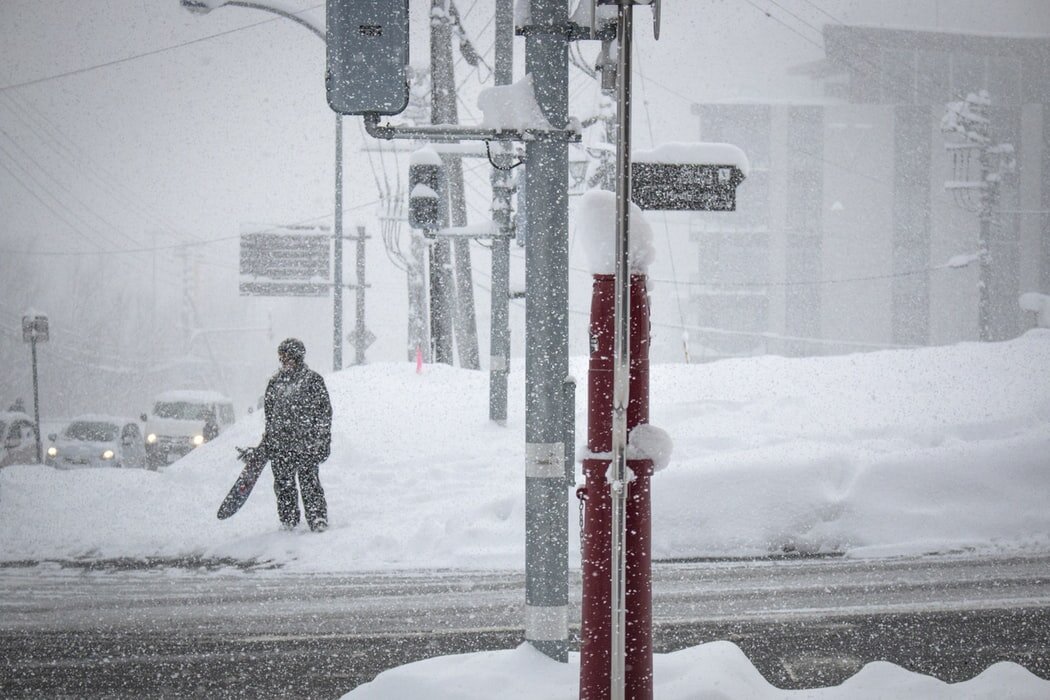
0,18,277,93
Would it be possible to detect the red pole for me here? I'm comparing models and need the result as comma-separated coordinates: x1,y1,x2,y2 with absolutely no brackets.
579,273,652,700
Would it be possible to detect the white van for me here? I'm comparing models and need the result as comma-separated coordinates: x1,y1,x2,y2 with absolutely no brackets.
143,390,235,469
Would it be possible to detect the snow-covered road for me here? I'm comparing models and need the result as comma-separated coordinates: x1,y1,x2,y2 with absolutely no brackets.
2,553,1048,696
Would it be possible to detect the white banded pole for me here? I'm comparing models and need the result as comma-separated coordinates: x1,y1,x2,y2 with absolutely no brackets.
610,2,634,699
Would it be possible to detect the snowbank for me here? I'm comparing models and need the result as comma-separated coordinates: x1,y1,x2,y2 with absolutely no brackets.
2,331,1050,569
342,642,1050,700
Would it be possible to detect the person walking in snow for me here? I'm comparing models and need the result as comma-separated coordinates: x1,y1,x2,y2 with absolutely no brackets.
258,337,332,532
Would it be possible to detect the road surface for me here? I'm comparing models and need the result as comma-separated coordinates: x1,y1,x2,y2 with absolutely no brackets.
1,553,1048,697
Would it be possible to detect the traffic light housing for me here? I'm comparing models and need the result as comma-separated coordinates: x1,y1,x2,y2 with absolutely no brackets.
326,0,410,115
409,160,445,230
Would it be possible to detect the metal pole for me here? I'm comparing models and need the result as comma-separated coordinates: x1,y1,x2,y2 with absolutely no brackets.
489,0,514,424
409,232,430,361
429,0,457,365
334,114,344,371
431,164,456,364
430,0,480,369
449,162,482,370
978,145,994,342
30,337,42,464
610,3,634,698
524,0,571,663
355,224,367,365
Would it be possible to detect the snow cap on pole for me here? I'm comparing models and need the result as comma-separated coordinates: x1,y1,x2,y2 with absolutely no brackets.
575,189,655,275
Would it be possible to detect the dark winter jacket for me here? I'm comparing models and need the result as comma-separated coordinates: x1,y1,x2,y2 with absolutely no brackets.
261,362,332,462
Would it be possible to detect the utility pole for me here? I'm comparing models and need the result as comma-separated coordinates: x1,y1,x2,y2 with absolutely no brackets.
431,0,480,369
21,314,48,464
942,90,1014,342
353,224,370,364
523,0,572,663
408,231,430,361
351,0,582,665
334,116,345,370
428,0,456,364
488,0,515,424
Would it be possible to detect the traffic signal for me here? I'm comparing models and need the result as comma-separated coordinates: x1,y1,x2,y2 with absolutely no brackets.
326,0,410,115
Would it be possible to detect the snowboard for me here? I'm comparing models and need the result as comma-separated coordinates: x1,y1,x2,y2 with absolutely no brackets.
217,447,268,520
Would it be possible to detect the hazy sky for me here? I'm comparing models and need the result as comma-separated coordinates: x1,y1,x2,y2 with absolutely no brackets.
1,0,1048,416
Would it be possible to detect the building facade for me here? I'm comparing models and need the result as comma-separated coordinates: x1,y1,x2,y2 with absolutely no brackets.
688,26,1050,358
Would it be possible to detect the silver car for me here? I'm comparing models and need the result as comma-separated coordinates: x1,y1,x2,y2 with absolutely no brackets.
46,416,148,470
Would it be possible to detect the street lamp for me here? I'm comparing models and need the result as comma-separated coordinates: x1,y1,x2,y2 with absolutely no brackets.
180,0,346,371
568,144,590,194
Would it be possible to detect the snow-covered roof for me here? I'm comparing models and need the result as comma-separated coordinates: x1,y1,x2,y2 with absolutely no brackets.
154,390,231,404
832,23,1050,43
66,414,137,427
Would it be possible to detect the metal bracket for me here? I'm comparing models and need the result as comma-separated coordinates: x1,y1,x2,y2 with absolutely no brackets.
516,22,593,40
364,113,581,144
422,221,512,241
593,0,661,40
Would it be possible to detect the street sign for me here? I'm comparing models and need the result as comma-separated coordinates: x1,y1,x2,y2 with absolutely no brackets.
22,315,49,343
326,0,410,115
240,224,331,297
631,163,746,211
630,142,748,212
347,328,376,350
240,225,331,280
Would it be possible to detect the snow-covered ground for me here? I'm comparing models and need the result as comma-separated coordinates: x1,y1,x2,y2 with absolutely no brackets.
344,642,1050,700
3,329,1048,568
3,330,1049,697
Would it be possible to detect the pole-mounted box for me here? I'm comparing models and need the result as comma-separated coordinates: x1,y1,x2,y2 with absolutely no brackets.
326,0,410,115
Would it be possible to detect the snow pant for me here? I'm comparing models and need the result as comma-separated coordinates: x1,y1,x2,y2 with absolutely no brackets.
270,453,328,531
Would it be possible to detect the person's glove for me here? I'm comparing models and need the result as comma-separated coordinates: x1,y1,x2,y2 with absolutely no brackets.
308,434,331,463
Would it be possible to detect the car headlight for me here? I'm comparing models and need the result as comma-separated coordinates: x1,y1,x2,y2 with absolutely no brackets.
192,434,205,446
102,450,115,460
146,433,157,444
47,446,57,457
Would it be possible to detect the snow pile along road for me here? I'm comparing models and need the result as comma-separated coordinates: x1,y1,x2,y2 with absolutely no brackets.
342,642,1050,700
1,330,1049,570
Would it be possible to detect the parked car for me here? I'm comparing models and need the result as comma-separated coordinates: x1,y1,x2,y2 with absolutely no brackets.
46,415,147,470
143,390,236,469
0,411,38,467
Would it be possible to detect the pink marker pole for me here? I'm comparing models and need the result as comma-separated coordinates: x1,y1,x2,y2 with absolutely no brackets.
415,346,423,374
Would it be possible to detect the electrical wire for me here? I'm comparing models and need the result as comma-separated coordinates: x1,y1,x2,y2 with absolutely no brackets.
635,52,691,359
0,12,318,93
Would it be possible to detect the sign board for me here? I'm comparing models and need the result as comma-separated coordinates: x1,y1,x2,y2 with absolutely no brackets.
630,163,745,212
326,0,410,115
239,224,331,298
22,315,49,343
347,328,377,350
